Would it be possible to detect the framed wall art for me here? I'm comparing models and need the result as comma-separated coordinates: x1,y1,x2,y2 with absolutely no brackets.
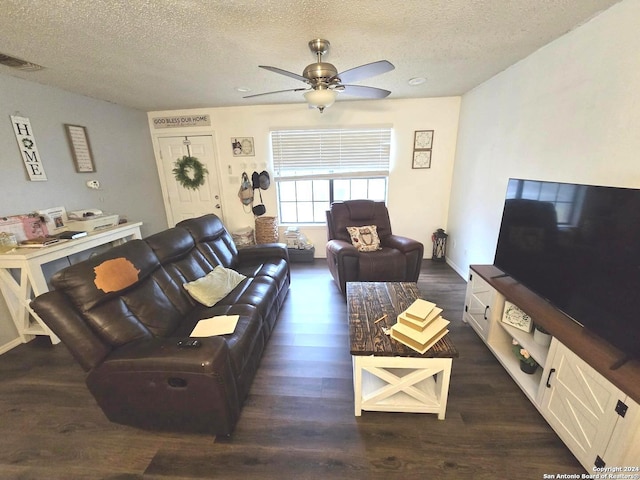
231,137,254,157
65,124,96,172
11,115,48,181
414,130,434,150
412,130,434,169
412,150,432,169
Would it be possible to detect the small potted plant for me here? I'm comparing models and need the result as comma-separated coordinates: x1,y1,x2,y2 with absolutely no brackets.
512,339,538,374
533,323,552,347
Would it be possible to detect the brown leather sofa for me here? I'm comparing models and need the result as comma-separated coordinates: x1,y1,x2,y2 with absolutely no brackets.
326,200,424,294
31,214,290,436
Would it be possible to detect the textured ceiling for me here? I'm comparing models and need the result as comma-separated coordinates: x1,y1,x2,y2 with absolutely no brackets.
0,0,621,111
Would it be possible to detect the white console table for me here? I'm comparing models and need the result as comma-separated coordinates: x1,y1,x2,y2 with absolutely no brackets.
0,222,142,346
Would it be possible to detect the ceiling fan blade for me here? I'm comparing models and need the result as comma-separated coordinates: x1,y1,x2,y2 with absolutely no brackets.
333,60,394,84
339,84,391,99
259,65,307,83
243,88,308,99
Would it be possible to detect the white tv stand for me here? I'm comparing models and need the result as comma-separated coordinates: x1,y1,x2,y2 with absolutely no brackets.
464,265,640,471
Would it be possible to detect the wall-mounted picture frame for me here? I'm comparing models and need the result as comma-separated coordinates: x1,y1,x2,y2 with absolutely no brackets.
502,301,533,332
412,130,434,169
11,115,48,181
64,124,96,172
414,130,434,150
412,150,432,169
231,137,254,157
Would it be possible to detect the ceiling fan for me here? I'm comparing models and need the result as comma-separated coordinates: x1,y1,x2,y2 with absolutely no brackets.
244,39,395,113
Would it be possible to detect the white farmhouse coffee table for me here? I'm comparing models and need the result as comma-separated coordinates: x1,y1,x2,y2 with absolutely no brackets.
347,282,458,419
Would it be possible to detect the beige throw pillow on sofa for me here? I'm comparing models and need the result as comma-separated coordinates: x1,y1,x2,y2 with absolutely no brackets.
184,265,246,307
346,225,382,252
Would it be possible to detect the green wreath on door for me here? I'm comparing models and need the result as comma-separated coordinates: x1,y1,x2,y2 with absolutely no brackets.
172,155,208,190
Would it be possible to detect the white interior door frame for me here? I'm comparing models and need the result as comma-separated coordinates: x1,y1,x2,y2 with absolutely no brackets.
152,131,224,228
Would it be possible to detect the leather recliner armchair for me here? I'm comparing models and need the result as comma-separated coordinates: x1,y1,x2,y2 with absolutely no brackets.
326,200,424,294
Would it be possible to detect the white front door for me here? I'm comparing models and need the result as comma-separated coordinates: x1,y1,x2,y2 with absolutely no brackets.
157,135,223,226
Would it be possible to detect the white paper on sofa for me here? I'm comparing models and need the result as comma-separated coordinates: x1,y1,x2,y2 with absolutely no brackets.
190,315,239,337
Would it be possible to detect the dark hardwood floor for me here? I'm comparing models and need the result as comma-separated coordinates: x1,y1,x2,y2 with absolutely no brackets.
0,261,584,479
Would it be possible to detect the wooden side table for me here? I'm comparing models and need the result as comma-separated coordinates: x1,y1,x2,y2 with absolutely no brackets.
347,281,458,419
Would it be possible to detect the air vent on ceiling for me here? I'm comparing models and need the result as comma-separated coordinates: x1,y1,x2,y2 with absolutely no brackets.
0,53,44,71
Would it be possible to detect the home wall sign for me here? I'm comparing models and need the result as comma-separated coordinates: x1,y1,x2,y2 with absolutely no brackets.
65,124,96,172
152,115,211,129
10,115,47,181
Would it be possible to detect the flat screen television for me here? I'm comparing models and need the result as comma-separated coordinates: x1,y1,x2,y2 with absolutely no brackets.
494,178,640,363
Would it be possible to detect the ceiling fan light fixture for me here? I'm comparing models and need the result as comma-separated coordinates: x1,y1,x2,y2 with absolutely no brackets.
252,39,394,109
304,88,337,113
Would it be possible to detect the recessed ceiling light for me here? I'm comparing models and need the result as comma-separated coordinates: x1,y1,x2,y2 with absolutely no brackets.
236,87,251,93
408,77,426,86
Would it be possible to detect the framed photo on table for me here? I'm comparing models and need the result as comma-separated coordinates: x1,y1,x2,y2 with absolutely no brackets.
65,124,96,172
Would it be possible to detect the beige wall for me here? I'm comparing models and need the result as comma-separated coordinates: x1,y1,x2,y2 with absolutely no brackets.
446,0,640,277
148,96,461,256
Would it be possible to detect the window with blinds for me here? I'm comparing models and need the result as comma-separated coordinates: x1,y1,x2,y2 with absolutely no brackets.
271,127,392,180
270,127,392,224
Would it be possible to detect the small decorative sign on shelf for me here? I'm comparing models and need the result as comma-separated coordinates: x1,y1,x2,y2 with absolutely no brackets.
502,301,533,332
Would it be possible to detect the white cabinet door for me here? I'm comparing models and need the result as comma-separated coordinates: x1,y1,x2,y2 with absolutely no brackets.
601,395,640,467
463,272,495,341
540,342,623,470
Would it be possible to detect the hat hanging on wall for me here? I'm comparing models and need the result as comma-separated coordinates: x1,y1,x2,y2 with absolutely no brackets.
259,171,270,190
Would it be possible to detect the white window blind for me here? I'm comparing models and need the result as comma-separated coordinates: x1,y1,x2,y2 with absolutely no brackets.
271,127,391,180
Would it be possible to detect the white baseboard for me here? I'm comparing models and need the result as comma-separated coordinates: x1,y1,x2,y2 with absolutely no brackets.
0,337,23,355
445,257,467,280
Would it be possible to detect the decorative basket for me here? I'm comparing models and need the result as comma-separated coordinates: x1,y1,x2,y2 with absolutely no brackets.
255,216,278,244
231,227,255,247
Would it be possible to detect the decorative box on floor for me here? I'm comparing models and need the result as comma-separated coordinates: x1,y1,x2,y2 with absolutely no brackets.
288,247,315,263
231,226,255,248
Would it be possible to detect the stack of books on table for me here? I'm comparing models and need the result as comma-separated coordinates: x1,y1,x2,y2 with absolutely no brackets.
390,299,450,354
